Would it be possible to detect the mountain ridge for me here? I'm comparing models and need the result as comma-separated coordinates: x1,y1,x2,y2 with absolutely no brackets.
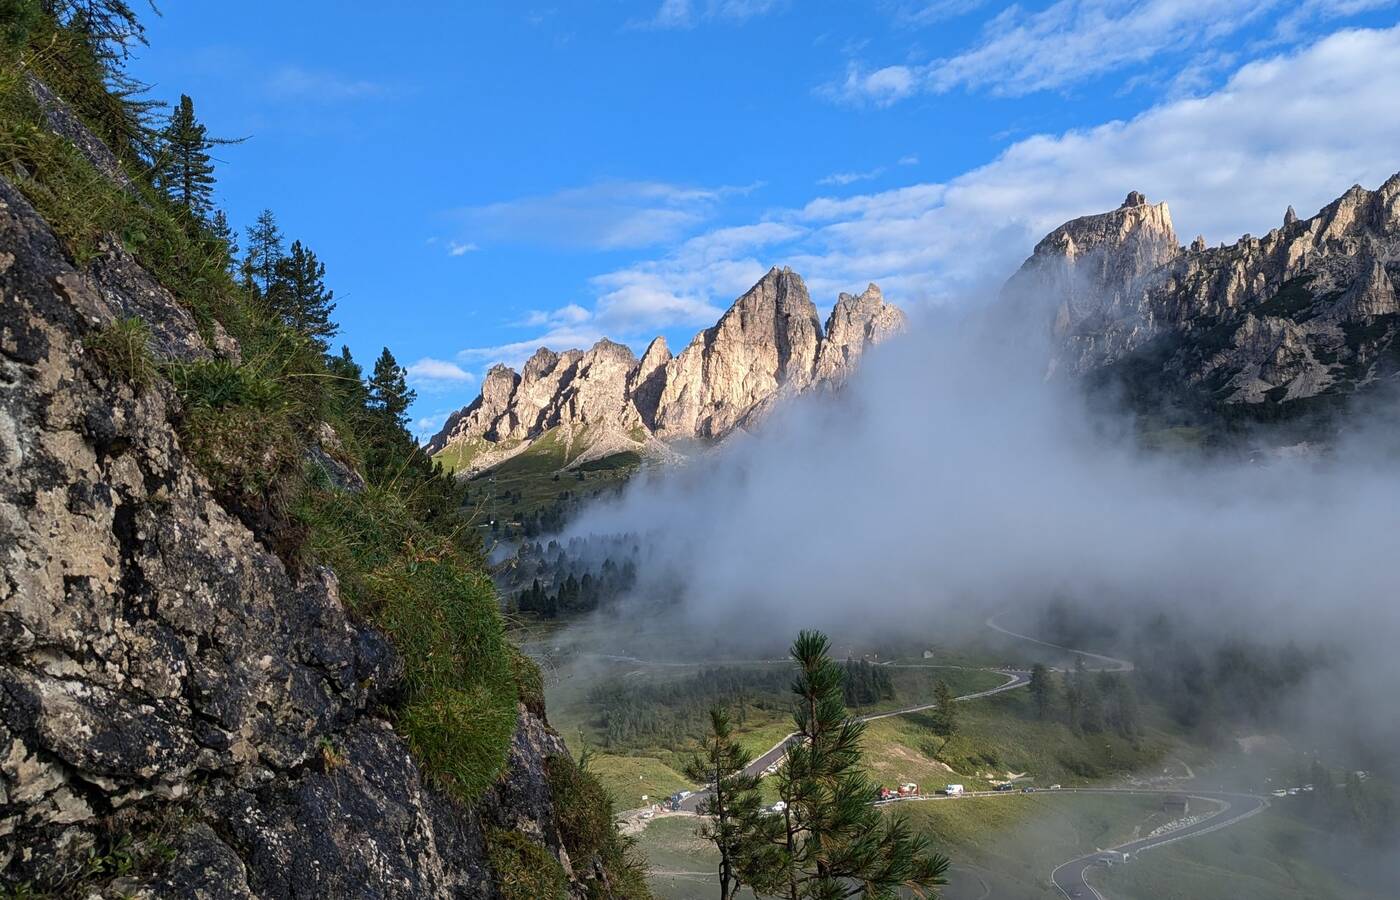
1006,174,1400,418
427,269,909,473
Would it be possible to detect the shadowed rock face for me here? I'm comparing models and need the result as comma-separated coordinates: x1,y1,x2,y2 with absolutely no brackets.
427,267,908,469
1006,174,1400,406
0,172,590,896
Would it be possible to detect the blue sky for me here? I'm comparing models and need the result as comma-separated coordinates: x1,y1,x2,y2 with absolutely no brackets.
129,1,1400,438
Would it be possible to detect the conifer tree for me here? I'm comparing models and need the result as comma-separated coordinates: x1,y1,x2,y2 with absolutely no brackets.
684,708,768,900
931,680,958,736
242,209,284,295
268,240,337,349
155,94,239,218
369,348,415,429
1029,663,1056,720
758,630,949,899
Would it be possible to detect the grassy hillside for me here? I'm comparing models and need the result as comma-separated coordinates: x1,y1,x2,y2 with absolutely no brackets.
442,427,642,539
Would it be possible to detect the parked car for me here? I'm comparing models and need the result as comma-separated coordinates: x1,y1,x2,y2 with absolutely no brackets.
1022,786,1036,793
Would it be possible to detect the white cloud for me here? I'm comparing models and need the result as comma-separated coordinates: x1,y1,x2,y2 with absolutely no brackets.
832,0,1397,103
818,167,885,186
887,0,989,25
407,357,476,383
447,240,479,256
453,180,754,251
412,411,453,441
826,63,918,107
638,0,785,29
265,65,392,101
898,154,920,166
518,303,593,328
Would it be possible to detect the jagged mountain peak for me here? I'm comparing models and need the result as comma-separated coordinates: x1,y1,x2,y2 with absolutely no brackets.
429,268,906,472
1008,169,1400,409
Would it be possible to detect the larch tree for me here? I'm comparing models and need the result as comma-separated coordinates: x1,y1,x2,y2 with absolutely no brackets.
757,630,949,899
242,208,284,296
683,708,768,900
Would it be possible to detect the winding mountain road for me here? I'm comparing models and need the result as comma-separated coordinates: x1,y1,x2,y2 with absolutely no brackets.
1047,789,1270,899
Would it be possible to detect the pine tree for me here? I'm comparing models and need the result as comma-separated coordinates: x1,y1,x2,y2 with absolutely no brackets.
369,348,415,429
268,240,337,349
758,630,949,899
155,94,239,218
931,679,958,736
683,708,768,900
242,209,284,295
1029,663,1056,720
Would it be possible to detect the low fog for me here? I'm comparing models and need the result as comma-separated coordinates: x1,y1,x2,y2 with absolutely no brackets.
564,294,1400,757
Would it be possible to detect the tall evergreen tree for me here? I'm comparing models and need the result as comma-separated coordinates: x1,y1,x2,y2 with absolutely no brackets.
155,94,239,218
1028,663,1056,720
931,680,958,736
242,208,284,295
268,240,337,348
757,630,949,899
369,348,415,429
684,708,768,900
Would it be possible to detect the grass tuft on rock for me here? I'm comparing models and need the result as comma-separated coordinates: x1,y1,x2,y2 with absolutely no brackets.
86,316,156,392
485,828,570,900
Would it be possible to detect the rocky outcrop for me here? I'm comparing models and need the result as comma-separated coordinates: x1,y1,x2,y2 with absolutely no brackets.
428,267,907,472
0,171,594,896
813,284,908,384
626,337,671,431
652,267,823,439
1007,174,1400,408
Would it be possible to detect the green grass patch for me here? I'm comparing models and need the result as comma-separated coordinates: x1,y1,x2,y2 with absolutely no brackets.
298,486,518,801
486,827,569,900
575,450,643,472
586,754,694,811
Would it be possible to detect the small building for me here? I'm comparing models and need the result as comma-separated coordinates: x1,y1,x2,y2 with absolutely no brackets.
1161,795,1189,816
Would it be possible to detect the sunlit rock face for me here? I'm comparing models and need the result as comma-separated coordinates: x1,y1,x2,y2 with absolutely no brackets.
429,266,907,471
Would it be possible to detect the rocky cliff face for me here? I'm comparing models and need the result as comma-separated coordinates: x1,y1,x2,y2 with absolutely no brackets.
0,85,609,898
428,267,907,471
1006,175,1400,410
